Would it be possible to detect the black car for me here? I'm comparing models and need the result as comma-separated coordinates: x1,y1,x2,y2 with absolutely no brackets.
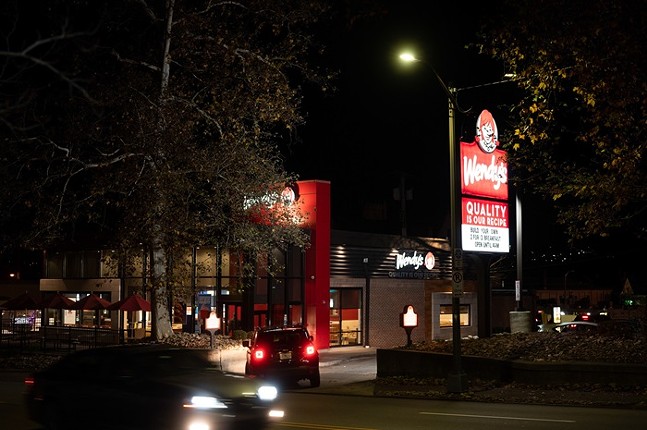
550,321,599,333
24,344,283,430
243,326,320,388
538,320,599,333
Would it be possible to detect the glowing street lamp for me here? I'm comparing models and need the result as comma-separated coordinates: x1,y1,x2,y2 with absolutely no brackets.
399,51,467,393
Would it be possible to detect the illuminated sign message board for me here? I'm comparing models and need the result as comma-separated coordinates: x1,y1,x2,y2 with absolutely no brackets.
459,110,509,254
461,197,509,252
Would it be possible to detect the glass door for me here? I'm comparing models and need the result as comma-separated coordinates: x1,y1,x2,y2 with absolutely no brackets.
329,288,362,347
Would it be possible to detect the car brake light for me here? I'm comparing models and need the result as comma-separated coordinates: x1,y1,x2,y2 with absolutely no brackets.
304,344,316,357
253,348,265,360
24,376,35,386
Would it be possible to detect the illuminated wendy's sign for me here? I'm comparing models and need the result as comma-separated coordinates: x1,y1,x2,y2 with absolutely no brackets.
243,185,298,210
395,250,435,271
461,197,509,252
460,110,509,254
460,110,508,200
461,143,508,199
243,184,303,226
390,250,438,279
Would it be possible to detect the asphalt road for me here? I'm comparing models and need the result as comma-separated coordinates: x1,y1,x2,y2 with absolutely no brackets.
4,348,647,430
271,392,647,430
0,346,378,430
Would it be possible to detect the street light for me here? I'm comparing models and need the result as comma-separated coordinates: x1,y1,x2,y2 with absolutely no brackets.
399,52,468,393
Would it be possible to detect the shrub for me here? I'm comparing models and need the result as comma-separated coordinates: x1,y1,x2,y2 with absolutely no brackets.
231,329,248,340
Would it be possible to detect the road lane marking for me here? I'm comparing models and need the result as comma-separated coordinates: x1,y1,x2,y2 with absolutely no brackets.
420,411,575,423
280,422,376,430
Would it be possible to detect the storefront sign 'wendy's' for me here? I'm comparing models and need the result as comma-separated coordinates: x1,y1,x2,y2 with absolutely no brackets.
243,183,303,225
460,110,508,201
460,110,509,254
390,250,438,279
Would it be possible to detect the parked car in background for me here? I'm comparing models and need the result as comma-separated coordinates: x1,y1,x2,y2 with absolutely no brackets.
244,326,320,388
574,309,610,323
24,344,282,430
539,321,599,333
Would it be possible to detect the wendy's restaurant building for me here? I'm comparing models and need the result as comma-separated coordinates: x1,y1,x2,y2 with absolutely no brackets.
3,110,529,348
24,179,509,350
328,229,481,349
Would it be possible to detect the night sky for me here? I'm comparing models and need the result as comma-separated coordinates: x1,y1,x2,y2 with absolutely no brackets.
288,2,549,244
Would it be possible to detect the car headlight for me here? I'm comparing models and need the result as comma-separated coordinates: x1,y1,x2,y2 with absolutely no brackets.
184,396,227,409
257,385,278,401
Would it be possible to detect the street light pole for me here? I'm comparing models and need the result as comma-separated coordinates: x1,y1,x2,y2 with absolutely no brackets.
399,53,467,392
447,86,468,393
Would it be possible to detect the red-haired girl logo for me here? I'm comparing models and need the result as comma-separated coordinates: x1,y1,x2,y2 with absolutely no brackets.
424,252,435,270
475,109,499,153
281,186,297,205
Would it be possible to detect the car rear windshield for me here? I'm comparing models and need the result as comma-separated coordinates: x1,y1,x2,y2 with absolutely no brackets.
257,330,308,347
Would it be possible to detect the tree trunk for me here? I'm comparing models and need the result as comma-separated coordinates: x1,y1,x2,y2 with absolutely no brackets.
151,245,173,340
149,0,176,341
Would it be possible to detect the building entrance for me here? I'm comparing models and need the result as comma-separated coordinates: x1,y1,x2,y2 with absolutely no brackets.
329,288,362,347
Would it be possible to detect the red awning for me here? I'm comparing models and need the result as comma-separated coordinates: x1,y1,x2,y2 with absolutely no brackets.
41,293,76,310
72,293,112,310
107,294,151,312
0,291,43,310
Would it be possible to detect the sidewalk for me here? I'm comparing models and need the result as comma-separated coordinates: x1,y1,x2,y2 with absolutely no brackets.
318,345,376,367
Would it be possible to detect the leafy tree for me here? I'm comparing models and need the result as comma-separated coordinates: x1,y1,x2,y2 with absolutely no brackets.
0,0,338,339
475,0,647,245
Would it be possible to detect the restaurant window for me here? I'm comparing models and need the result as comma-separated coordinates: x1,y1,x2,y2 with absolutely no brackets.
46,252,64,278
101,251,119,278
195,247,217,278
439,304,471,327
84,251,101,278
221,277,242,301
65,252,83,278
